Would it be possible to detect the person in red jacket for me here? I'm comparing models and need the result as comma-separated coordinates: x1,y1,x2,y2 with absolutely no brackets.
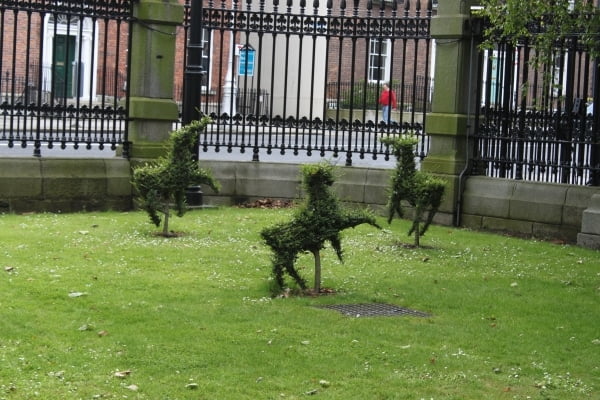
378,82,397,123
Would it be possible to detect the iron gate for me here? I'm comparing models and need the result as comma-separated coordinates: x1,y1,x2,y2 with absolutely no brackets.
473,38,600,186
0,0,132,157
181,0,435,166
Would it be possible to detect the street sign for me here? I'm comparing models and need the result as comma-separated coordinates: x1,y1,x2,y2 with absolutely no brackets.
238,47,255,77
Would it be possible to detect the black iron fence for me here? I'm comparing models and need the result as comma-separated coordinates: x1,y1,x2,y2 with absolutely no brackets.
326,77,432,112
181,0,434,166
0,0,132,157
473,39,600,186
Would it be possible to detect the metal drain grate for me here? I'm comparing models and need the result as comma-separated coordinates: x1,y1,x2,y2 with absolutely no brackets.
318,303,430,318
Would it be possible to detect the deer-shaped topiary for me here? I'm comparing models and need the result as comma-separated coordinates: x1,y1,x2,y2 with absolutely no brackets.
261,163,381,294
132,117,220,236
382,135,446,247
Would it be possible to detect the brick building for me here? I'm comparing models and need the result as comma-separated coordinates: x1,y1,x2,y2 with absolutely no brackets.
173,0,436,118
2,0,434,118
1,2,129,105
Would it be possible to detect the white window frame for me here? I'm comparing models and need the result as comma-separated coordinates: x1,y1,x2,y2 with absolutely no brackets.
42,14,97,100
368,37,391,83
201,28,212,91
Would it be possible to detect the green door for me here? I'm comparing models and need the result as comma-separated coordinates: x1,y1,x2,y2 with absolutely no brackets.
53,35,76,99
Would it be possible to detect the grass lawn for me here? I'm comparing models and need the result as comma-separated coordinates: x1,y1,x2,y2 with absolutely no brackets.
0,207,598,399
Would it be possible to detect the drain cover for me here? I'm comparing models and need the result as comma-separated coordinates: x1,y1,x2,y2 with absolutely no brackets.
318,303,430,318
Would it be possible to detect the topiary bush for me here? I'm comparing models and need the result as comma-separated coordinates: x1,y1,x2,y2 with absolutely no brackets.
132,117,220,236
261,162,380,294
382,135,446,247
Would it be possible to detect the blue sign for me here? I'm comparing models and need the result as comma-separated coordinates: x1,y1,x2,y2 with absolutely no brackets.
238,48,255,77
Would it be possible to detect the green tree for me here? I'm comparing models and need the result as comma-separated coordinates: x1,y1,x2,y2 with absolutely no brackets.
261,162,380,294
382,136,445,247
478,0,600,62
132,117,220,236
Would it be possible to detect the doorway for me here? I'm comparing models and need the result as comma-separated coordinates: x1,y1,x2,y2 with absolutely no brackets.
53,35,76,99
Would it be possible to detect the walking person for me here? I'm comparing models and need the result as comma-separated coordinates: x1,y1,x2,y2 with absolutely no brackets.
378,82,397,123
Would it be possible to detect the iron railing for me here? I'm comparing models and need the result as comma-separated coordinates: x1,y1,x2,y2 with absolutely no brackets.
0,0,132,157
180,0,434,166
326,78,432,112
473,38,600,186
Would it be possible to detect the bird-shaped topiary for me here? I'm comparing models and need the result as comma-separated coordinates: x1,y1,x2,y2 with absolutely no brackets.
132,117,220,236
382,135,446,247
261,162,380,294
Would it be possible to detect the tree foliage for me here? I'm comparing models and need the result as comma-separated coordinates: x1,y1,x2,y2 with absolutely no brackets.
132,117,220,236
382,135,445,247
478,0,600,62
261,162,380,294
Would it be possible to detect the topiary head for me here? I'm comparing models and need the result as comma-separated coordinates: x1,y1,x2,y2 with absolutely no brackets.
301,162,336,189
381,134,418,157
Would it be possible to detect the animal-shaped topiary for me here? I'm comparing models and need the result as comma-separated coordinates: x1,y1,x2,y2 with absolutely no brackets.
261,162,380,294
382,135,446,247
132,117,220,236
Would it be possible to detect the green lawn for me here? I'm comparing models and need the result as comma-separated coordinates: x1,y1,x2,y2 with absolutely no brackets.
0,208,598,399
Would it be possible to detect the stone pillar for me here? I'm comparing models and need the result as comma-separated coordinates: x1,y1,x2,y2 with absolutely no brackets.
421,0,480,225
577,194,600,249
128,0,183,159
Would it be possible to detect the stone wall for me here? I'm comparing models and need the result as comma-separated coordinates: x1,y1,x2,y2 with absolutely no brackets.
198,160,391,213
459,176,599,244
0,158,132,213
199,161,599,246
1,158,598,248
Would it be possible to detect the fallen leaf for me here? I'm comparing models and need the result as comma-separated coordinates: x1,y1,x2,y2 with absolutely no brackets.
186,383,199,390
4,266,14,272
98,330,109,337
305,389,318,395
49,370,65,379
68,292,87,298
114,370,131,378
319,379,330,388
125,384,138,391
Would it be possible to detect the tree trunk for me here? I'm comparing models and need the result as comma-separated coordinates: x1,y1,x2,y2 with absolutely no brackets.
162,205,170,236
414,222,420,247
312,249,321,293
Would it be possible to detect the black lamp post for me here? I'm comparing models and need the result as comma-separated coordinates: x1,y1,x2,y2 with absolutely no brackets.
183,0,206,206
